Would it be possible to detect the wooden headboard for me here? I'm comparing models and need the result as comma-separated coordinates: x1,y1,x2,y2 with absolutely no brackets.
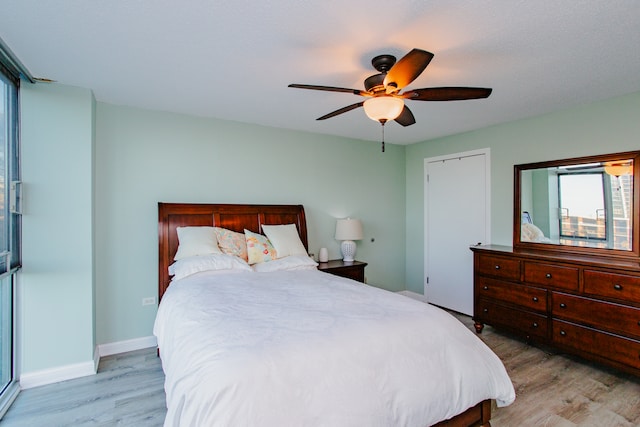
158,203,308,301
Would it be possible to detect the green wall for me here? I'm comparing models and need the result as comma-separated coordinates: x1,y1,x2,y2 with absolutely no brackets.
20,84,96,372
19,80,640,376
94,103,407,345
405,91,640,293
21,86,406,371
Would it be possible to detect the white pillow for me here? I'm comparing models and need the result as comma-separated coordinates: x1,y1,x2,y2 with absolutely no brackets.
169,254,252,280
261,224,307,259
174,226,222,260
521,223,546,242
252,255,318,272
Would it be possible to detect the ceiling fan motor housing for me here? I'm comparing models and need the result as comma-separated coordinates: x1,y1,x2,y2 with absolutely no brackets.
364,73,386,93
365,54,397,93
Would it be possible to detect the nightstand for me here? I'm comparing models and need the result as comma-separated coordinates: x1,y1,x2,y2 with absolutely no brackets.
317,259,367,283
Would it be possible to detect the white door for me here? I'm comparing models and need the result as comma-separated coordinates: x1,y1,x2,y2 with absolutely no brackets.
425,150,490,315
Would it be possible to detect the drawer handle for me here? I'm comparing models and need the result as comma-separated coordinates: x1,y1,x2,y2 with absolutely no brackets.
613,283,623,291
559,303,567,309
560,330,567,336
483,285,489,290
494,265,501,270
532,322,538,328
532,297,539,302
545,273,552,279
483,308,488,313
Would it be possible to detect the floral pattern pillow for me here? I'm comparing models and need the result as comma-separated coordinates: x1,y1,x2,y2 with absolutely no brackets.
244,229,277,264
214,227,248,262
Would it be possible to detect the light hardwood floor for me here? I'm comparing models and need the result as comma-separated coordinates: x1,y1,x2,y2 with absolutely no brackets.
1,349,167,426
453,314,640,427
2,312,639,426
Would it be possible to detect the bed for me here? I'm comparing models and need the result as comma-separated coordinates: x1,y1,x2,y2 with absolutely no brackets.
155,203,515,426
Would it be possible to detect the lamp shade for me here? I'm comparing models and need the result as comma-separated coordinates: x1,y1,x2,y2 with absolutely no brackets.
363,97,404,122
335,218,363,241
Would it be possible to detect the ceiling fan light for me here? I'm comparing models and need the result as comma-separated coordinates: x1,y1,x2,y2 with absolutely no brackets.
363,97,404,122
604,162,633,177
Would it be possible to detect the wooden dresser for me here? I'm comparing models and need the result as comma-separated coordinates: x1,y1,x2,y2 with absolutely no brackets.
471,244,640,376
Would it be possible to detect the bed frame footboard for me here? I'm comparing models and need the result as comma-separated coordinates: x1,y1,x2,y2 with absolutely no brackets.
432,399,492,427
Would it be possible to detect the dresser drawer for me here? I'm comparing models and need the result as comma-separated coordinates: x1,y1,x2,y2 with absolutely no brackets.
475,254,521,281
583,270,640,304
553,320,640,370
552,292,640,339
477,277,547,313
476,299,548,341
524,261,579,291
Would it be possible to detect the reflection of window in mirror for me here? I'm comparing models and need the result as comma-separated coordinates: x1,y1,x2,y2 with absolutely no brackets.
519,159,633,250
558,173,606,242
556,163,632,250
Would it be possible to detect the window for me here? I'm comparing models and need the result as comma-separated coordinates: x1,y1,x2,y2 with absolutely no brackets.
0,59,21,416
558,170,632,250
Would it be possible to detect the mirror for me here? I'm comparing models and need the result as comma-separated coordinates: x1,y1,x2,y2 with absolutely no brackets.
514,151,640,259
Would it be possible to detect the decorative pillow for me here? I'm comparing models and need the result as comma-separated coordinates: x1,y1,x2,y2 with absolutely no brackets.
168,254,252,280
214,227,248,262
244,229,277,265
262,224,307,259
252,255,318,272
174,226,222,260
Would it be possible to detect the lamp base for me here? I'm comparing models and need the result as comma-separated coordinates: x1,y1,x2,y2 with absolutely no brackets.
340,240,357,262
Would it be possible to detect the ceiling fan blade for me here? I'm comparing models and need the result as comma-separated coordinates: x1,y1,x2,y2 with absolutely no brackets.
394,105,416,127
317,102,364,120
401,87,493,101
383,49,434,91
289,84,367,96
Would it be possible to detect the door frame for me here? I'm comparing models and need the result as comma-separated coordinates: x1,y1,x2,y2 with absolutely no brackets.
424,148,491,296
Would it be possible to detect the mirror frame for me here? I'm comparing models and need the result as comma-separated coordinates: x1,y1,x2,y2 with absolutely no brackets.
514,150,640,261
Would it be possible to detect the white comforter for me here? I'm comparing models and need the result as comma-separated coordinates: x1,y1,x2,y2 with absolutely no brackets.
154,269,515,427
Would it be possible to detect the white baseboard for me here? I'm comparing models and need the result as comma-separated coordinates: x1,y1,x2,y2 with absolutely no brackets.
98,335,157,357
20,360,97,390
397,290,428,302
19,336,157,390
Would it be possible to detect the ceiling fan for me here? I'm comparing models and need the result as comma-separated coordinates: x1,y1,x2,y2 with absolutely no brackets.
289,48,492,151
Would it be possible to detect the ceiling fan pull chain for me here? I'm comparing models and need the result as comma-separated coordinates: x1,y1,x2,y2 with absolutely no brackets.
380,120,386,152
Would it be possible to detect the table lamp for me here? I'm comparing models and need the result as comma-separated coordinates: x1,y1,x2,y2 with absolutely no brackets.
335,218,363,262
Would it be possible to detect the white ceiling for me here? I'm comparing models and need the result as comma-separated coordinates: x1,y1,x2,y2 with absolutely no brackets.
1,1,640,145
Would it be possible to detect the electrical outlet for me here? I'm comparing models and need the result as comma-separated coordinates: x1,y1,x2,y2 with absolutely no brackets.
142,297,156,306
